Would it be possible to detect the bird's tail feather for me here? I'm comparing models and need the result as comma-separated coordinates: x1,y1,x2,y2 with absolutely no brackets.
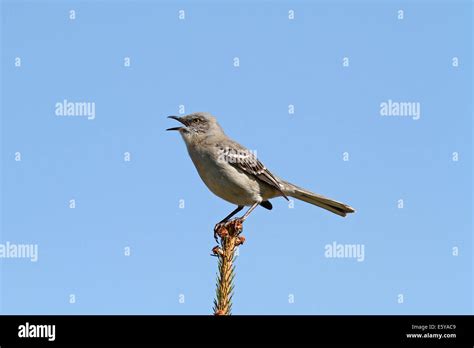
282,181,355,217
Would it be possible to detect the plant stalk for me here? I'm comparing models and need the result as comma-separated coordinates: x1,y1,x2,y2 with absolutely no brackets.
212,219,245,315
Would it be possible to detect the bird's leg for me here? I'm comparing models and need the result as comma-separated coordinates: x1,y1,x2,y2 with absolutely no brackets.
213,202,259,243
219,205,245,224
214,205,244,243
218,202,259,240
237,202,260,222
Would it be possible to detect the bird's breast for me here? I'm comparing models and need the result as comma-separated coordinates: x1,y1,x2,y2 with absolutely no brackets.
186,144,261,206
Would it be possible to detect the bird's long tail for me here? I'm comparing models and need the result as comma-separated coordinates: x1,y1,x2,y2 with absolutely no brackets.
282,181,355,217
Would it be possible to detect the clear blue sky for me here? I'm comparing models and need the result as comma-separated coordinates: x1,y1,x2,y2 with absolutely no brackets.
1,0,472,314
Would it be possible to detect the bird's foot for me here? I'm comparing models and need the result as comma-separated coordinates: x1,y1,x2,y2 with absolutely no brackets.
213,218,244,243
228,218,244,235
213,222,229,243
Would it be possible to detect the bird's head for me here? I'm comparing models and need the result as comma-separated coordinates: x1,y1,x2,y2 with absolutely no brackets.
166,112,223,143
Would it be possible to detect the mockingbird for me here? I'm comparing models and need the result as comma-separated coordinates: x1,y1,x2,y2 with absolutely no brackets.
167,112,355,238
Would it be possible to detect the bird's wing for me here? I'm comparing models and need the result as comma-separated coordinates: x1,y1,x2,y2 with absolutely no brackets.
219,141,289,200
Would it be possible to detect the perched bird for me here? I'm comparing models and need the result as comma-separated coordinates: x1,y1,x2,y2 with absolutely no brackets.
167,112,355,237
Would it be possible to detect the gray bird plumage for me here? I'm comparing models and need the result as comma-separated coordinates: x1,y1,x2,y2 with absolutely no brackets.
167,112,355,226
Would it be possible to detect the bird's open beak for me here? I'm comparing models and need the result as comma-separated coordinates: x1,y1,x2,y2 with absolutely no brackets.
166,115,186,131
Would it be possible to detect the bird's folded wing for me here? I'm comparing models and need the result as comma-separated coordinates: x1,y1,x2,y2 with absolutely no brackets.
222,144,289,200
